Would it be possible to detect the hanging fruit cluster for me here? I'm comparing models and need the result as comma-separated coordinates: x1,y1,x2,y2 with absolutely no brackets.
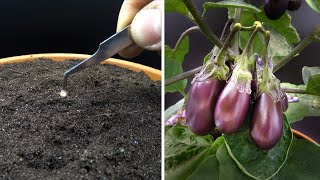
264,0,302,20
185,22,289,150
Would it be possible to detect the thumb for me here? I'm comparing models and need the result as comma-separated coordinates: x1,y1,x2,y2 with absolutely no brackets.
130,1,162,51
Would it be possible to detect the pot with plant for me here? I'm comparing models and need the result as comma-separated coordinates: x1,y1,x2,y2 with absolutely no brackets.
0,53,161,179
165,0,320,179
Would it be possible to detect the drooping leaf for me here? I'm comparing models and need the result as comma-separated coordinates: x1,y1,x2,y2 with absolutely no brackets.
165,36,189,95
306,0,320,14
165,124,214,180
186,155,220,180
302,66,320,84
285,93,320,123
216,144,251,180
271,138,320,180
186,137,225,180
223,116,292,179
239,9,300,65
165,0,189,16
165,98,185,120
281,82,320,122
203,0,261,15
306,74,320,96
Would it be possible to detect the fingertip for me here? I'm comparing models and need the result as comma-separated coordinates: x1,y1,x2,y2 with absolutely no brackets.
131,9,161,51
118,44,144,59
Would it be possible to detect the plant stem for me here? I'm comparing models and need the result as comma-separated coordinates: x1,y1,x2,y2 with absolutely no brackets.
165,66,202,86
273,27,320,72
282,86,306,94
262,31,271,82
209,18,235,62
182,0,236,58
216,23,241,65
172,26,200,56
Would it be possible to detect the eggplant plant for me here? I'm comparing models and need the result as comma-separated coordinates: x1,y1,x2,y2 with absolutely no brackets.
165,0,320,179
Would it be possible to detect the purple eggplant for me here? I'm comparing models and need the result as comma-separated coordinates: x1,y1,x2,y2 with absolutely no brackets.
186,79,225,135
287,0,301,11
214,82,251,134
251,93,283,150
280,91,288,112
264,0,289,20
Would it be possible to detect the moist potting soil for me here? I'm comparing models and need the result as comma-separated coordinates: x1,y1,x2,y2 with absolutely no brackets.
0,59,161,179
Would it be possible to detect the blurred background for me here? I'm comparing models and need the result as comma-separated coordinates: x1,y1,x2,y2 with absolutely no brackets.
0,0,161,69
165,0,320,142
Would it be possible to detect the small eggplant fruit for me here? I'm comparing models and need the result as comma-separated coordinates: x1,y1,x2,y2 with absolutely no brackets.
186,79,225,135
251,93,283,150
287,0,301,11
264,0,289,20
280,90,288,112
214,82,251,134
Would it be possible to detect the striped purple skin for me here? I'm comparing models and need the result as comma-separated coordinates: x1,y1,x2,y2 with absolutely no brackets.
251,93,283,150
186,79,225,135
264,0,289,20
214,82,251,134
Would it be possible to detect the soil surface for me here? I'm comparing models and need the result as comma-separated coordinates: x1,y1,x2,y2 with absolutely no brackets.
0,59,161,179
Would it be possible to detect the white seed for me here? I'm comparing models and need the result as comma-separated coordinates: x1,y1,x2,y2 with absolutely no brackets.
60,90,68,97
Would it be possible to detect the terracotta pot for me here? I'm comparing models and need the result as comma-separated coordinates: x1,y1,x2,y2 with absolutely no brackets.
0,53,161,81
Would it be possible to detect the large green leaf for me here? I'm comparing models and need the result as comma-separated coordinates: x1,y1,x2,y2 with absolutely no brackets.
285,93,320,123
186,137,225,180
306,0,320,14
165,0,189,16
165,36,189,95
239,9,300,65
187,155,220,180
281,82,320,122
165,98,185,120
271,138,320,180
306,74,320,96
203,0,261,14
216,144,251,180
301,66,320,96
224,116,292,179
165,124,215,180
302,66,320,84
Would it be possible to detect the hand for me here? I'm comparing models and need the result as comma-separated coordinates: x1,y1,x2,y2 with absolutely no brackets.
117,0,162,58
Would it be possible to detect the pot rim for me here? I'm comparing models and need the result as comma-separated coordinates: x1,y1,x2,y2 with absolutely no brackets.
0,53,161,81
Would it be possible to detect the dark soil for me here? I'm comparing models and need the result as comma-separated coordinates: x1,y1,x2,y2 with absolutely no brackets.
0,59,161,179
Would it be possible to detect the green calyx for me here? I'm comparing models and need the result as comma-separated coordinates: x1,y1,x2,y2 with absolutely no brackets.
229,60,253,95
256,75,283,102
193,60,229,83
255,31,283,102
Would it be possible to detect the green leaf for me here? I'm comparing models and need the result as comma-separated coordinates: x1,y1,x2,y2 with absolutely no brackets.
165,98,185,120
239,10,300,64
165,0,189,16
165,36,189,95
285,93,320,123
271,138,320,180
186,155,220,180
216,144,251,180
306,74,320,96
165,124,214,180
224,116,293,179
186,137,225,180
306,0,320,14
203,0,261,14
302,66,320,84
